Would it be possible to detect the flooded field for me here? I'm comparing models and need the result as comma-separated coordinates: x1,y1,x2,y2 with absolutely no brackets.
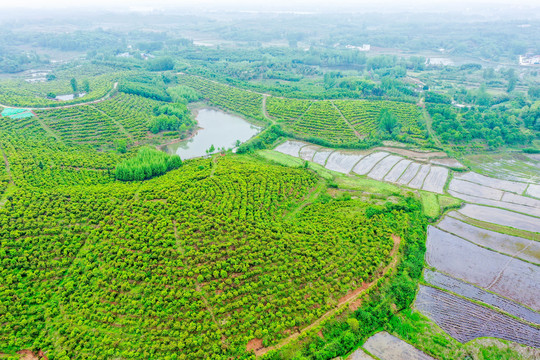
363,332,435,360
273,141,451,193
163,109,260,159
437,216,540,264
424,269,540,324
422,167,448,193
454,172,528,194
415,285,540,347
326,152,364,174
274,140,307,157
383,159,412,183
352,152,390,175
458,204,540,232
299,145,319,161
426,226,540,310
366,155,401,180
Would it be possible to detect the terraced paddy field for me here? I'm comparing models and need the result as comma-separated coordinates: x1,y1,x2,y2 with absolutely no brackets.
274,140,451,193
413,164,540,352
462,152,540,183
426,226,540,310
415,285,540,347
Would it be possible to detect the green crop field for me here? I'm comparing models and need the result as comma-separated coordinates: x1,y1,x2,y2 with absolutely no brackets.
0,138,424,359
93,93,166,141
35,105,129,146
177,74,265,122
333,99,426,143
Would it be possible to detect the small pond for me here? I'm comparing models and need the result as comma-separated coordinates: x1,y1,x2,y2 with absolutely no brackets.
55,92,86,101
162,108,261,159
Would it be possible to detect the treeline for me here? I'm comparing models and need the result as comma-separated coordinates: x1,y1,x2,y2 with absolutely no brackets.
118,81,171,102
428,104,534,149
118,73,173,102
115,147,182,181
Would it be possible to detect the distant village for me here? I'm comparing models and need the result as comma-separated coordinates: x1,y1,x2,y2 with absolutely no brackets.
519,54,540,66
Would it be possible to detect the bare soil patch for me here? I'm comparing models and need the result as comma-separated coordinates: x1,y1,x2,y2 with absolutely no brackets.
246,338,264,352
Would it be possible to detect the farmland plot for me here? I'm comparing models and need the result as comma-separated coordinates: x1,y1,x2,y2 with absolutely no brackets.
422,167,449,194
454,172,528,194
325,152,364,174
408,164,431,189
415,285,540,347
366,155,402,181
448,179,504,200
527,184,540,199
299,145,319,161
424,269,540,324
448,191,540,218
383,159,412,183
274,140,307,157
426,226,540,310
352,152,389,175
312,148,334,166
430,158,465,169
347,349,375,360
363,332,435,360
458,204,540,233
502,192,540,209
437,216,540,264
397,162,421,185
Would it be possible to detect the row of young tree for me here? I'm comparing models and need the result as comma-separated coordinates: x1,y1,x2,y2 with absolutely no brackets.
115,147,182,181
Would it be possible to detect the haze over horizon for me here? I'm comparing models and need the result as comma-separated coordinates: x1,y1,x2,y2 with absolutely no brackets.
2,0,539,12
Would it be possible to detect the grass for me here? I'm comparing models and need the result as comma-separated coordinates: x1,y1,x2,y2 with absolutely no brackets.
338,174,404,196
438,194,463,213
257,150,334,180
420,191,440,219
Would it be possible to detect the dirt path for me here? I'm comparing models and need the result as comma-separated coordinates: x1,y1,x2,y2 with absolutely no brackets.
254,235,402,357
331,100,363,140
1,145,14,184
284,179,325,220
90,105,133,141
0,82,118,111
421,106,443,149
262,94,275,123
210,155,219,178
34,114,63,144
0,146,15,209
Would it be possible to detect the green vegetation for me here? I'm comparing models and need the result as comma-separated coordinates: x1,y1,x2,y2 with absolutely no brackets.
1,9,539,360
428,104,534,150
149,103,193,134
115,147,182,181
118,78,172,102
0,140,425,359
177,74,266,122
167,85,202,103
94,93,167,141
264,198,427,359
0,65,117,107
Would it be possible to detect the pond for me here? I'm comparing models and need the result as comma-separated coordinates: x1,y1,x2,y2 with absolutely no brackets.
55,93,86,101
162,108,261,159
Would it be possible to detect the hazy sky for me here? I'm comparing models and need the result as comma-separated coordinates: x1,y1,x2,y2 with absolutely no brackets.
2,0,539,10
